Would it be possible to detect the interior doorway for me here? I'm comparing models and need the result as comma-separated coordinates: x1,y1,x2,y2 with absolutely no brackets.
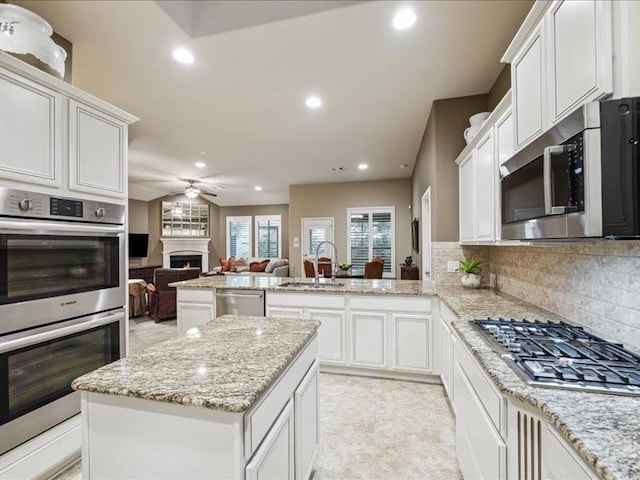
421,188,432,284
301,217,335,275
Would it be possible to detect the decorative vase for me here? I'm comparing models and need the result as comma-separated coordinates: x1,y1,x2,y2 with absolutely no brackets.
460,273,481,289
0,4,67,79
404,256,412,266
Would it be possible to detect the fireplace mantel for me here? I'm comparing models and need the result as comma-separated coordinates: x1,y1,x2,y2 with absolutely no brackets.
160,237,210,271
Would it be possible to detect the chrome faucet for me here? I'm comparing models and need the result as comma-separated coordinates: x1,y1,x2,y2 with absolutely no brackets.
314,241,338,283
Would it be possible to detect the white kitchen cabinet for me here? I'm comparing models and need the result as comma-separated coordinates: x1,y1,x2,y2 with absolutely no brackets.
294,361,319,480
177,289,215,335
543,424,597,480
308,309,346,365
513,26,545,149
267,307,304,319
459,152,475,243
548,0,612,122
474,131,496,241
391,314,430,372
246,399,295,480
68,99,127,198
495,107,514,167
439,317,453,400
0,66,62,188
350,311,387,368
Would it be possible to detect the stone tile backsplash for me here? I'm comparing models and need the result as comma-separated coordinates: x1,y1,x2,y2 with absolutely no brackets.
488,241,640,353
431,242,490,286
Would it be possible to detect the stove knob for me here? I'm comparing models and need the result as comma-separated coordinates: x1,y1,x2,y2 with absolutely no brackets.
95,207,107,218
18,198,33,212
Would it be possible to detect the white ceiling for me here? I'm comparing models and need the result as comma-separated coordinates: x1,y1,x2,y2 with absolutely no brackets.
14,0,531,206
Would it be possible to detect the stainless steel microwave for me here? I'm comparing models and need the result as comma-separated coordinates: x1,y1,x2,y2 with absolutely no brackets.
500,97,640,240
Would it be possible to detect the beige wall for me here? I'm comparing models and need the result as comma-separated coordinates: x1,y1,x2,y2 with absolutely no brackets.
487,64,511,111
146,194,222,269
411,95,489,276
289,179,411,278
218,204,290,259
128,199,148,233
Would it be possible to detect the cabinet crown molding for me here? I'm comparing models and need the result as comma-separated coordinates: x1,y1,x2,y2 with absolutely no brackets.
501,1,552,63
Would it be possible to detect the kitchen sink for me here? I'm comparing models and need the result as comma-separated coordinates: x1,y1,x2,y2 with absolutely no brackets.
277,281,345,289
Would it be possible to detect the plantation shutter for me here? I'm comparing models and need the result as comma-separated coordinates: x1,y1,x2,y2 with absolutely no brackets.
227,217,251,258
349,213,370,273
256,215,281,258
372,212,392,274
348,208,395,277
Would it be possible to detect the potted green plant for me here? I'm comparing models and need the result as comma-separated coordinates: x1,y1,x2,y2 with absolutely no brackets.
337,262,352,272
457,258,482,288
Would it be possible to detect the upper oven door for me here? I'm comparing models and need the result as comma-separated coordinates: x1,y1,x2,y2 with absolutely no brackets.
0,218,125,334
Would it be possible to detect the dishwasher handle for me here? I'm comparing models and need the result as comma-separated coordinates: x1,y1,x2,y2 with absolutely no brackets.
216,291,264,298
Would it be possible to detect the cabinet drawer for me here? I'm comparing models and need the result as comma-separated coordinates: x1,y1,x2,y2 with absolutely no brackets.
267,293,345,309
544,425,596,480
349,295,432,313
178,288,214,303
244,336,318,459
455,341,504,434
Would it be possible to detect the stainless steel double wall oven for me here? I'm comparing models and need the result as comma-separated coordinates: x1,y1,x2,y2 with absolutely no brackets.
0,187,126,455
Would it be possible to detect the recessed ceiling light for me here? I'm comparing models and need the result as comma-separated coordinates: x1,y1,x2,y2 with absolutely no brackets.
400,163,409,169
305,95,322,109
195,161,206,168
393,8,416,30
254,186,263,191
358,163,369,170
172,48,194,64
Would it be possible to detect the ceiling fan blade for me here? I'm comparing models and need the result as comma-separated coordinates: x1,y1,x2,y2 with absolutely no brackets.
200,191,218,198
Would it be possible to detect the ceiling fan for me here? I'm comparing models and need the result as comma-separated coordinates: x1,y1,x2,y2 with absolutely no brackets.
169,180,218,199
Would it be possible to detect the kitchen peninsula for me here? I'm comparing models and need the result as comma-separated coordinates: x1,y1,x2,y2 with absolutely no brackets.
72,315,320,480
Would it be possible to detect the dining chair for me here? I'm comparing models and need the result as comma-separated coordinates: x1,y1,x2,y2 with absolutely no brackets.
317,256,332,277
363,257,384,279
304,260,315,278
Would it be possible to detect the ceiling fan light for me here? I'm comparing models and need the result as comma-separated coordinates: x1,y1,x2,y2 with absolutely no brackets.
184,186,200,198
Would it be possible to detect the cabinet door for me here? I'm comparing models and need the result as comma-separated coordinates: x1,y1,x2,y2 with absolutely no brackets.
0,67,62,187
350,312,386,368
495,108,514,167
391,314,430,372
177,303,214,335
548,0,612,122
294,360,319,480
308,310,346,365
459,153,475,242
543,425,596,480
246,399,295,480
440,318,453,400
69,99,126,197
475,132,495,241
266,307,305,319
513,27,544,149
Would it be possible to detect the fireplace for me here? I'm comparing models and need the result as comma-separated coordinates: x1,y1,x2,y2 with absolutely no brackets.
170,255,202,269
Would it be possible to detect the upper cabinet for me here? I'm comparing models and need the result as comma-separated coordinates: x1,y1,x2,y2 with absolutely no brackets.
0,52,137,200
504,0,613,152
69,100,127,198
0,67,63,188
512,27,544,149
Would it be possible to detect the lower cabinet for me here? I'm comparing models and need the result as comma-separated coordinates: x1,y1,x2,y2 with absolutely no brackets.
246,400,295,480
176,289,215,335
294,360,320,480
266,292,435,377
439,316,454,400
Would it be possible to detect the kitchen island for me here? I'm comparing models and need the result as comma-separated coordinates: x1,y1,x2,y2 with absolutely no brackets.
72,315,320,480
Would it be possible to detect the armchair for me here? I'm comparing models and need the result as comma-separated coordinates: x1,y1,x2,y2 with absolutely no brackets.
148,267,201,322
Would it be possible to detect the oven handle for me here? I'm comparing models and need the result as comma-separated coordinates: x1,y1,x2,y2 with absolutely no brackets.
0,218,124,236
543,145,569,215
0,311,125,354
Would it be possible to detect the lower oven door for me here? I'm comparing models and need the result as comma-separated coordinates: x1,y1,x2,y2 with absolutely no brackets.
0,309,125,455
0,217,125,334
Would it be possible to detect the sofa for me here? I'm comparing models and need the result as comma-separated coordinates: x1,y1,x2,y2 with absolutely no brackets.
206,257,289,277
148,267,201,321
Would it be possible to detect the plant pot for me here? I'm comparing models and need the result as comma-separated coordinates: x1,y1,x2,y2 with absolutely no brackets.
460,273,481,289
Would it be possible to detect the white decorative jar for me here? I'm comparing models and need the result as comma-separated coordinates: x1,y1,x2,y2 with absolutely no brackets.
460,273,481,289
0,4,66,79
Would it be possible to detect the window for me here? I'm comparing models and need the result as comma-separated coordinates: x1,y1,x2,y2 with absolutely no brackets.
226,216,252,258
255,215,282,259
347,207,395,277
162,202,209,237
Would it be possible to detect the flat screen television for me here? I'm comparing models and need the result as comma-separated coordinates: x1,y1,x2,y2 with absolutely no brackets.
129,233,149,258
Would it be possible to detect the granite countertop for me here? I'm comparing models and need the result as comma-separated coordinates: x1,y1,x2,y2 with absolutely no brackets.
438,286,640,480
169,275,437,296
72,315,319,413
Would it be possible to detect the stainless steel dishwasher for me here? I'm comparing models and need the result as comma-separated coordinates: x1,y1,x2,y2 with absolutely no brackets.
215,289,265,317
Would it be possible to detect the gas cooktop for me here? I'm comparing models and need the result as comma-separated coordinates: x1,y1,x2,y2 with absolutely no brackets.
472,318,640,396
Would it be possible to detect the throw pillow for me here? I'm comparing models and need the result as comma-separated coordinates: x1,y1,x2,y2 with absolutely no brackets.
257,259,270,272
229,257,239,272
235,265,251,273
265,258,287,273
219,258,231,272
249,262,261,272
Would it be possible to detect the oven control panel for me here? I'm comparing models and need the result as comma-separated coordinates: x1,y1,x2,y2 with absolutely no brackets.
0,187,125,224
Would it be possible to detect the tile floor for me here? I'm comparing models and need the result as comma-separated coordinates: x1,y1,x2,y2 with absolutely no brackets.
51,317,461,480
